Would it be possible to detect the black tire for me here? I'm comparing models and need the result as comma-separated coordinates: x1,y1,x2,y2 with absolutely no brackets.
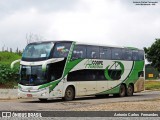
63,86,75,101
39,98,48,102
127,84,134,96
119,84,126,97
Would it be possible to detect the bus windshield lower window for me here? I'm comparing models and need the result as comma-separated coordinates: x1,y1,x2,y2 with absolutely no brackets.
20,65,48,86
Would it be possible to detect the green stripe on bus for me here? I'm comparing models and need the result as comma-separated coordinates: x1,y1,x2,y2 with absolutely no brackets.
97,60,144,94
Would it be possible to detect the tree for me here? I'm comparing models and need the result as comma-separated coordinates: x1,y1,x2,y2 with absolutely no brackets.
144,39,160,71
2,44,5,52
10,48,12,53
26,33,44,45
16,47,19,54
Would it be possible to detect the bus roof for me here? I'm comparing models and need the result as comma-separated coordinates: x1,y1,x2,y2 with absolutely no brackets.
76,41,142,50
28,40,73,44
28,40,142,50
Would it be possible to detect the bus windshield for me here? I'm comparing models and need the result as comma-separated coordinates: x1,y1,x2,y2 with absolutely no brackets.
22,42,54,59
20,65,48,86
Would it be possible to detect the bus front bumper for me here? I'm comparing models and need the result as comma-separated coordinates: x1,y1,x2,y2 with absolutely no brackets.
18,88,49,99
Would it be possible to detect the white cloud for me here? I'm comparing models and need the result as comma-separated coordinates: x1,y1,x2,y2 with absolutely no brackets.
49,0,160,49
0,8,53,51
49,0,120,45
0,0,160,51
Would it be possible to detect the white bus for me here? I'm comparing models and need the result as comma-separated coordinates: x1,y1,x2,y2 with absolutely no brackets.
11,41,145,101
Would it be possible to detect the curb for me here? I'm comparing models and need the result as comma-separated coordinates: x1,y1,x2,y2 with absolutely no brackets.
0,89,18,100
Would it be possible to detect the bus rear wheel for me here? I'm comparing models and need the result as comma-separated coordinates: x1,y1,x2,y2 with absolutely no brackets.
127,84,134,96
63,86,75,101
118,84,126,97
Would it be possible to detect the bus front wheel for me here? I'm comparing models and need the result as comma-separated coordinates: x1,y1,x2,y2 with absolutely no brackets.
63,86,75,101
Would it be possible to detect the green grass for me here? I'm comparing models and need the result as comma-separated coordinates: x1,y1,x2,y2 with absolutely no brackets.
146,78,159,80
145,81,160,90
0,51,21,65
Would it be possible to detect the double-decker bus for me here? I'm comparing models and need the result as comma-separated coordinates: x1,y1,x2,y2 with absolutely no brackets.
11,41,145,101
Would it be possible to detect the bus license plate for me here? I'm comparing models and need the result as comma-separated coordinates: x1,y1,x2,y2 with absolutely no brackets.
27,94,32,97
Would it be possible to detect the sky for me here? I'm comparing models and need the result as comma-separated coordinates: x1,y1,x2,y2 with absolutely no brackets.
0,0,160,51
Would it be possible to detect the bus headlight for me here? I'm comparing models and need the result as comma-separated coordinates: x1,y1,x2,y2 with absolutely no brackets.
18,87,22,91
39,88,47,91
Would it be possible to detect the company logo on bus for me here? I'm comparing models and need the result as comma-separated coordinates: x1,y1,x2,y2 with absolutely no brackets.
84,59,103,69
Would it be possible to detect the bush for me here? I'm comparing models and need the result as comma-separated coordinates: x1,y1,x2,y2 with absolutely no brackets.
0,64,19,84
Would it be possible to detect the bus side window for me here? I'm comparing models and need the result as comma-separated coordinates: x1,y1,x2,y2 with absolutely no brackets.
123,49,132,60
132,50,139,60
111,48,122,60
87,46,99,59
100,47,111,59
72,45,86,60
138,50,144,60
53,43,71,58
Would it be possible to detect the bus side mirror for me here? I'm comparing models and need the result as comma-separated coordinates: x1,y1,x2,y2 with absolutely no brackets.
11,59,21,69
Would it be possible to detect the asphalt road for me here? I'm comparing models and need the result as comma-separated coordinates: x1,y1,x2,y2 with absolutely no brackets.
0,90,160,111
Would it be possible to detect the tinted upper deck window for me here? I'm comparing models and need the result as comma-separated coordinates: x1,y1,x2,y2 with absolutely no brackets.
72,45,86,59
87,46,99,59
112,48,122,60
100,47,111,59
